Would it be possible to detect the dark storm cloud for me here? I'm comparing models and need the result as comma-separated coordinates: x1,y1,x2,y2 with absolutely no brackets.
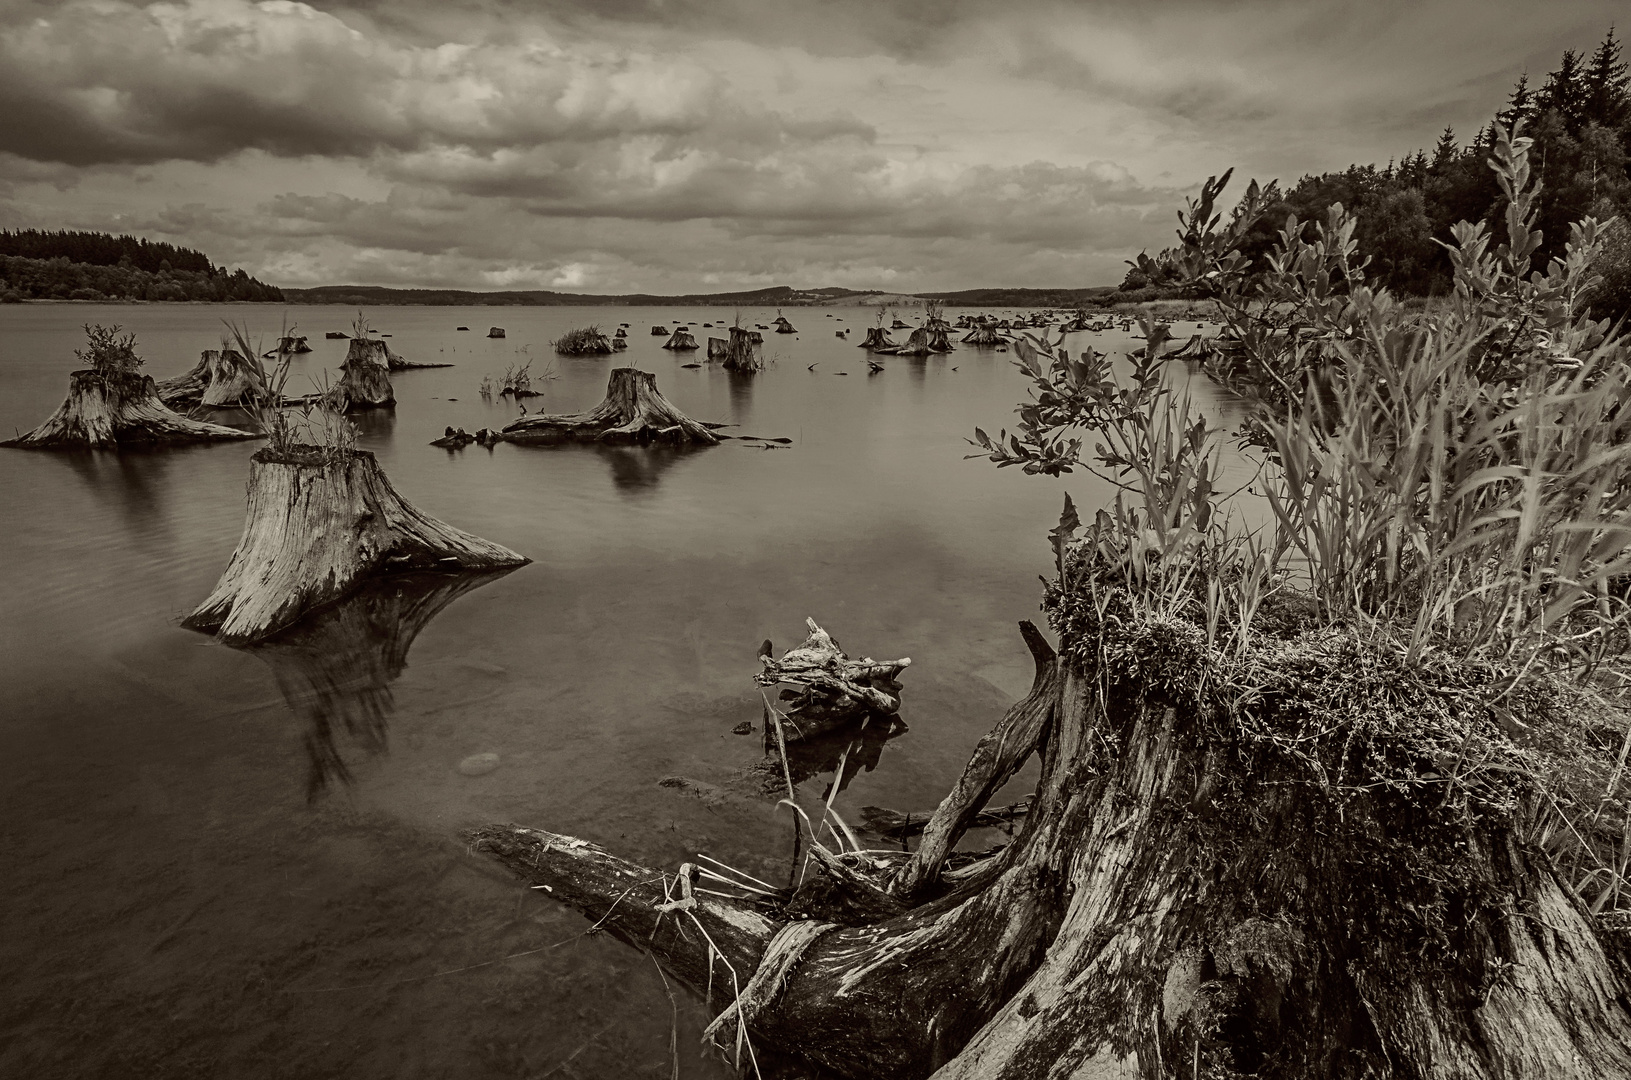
0,0,1623,291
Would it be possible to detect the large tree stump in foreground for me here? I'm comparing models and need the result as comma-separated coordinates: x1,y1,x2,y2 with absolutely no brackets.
3,368,260,449
498,367,719,446
474,606,1631,1079
239,568,513,798
156,349,266,408
185,446,527,643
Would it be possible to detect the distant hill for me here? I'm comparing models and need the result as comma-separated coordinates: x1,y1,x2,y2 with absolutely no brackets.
278,284,1117,307
278,284,875,307
0,229,283,303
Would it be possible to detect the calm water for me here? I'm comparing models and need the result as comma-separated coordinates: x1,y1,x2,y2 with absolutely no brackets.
0,302,1245,1078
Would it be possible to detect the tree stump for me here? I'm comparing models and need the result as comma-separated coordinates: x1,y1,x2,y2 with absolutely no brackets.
878,326,955,355
960,323,1004,346
755,618,911,742
497,368,719,446
333,336,452,371
859,327,896,350
662,329,700,351
472,609,1631,1080
316,342,395,411
156,349,266,408
184,446,527,643
707,337,729,361
722,326,764,372
3,368,260,449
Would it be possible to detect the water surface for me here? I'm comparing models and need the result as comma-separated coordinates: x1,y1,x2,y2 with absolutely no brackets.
0,302,1243,1078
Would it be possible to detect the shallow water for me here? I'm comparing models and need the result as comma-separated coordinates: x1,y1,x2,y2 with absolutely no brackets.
0,302,1246,1078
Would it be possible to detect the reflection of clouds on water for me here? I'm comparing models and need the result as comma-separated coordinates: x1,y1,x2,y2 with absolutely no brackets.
233,569,515,800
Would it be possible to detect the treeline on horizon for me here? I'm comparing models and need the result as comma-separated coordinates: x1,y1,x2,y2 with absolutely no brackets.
0,229,284,303
1121,28,1631,303
279,283,1119,307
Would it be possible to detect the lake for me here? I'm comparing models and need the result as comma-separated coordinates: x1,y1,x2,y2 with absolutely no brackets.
0,301,1247,1078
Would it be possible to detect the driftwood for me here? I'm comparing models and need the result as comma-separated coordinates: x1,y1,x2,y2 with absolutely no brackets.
428,426,499,449
497,367,719,446
662,329,700,351
858,797,1031,840
156,349,265,408
473,610,1631,1079
754,618,910,742
238,568,514,798
185,445,527,643
3,368,260,449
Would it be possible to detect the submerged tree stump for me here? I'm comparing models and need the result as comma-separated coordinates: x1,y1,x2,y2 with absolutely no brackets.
336,336,452,371
317,342,396,411
185,446,527,643
879,326,955,356
3,368,260,449
156,349,266,408
239,568,514,799
473,609,1631,1079
721,326,764,373
755,618,911,742
662,329,700,351
859,327,896,350
498,368,719,446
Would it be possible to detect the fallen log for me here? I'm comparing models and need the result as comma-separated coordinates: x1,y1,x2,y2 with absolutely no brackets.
497,367,718,446
5,326,261,448
155,348,265,408
184,445,527,643
754,618,910,742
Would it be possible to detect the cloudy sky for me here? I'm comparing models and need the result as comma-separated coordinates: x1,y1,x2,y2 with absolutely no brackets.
0,0,1622,293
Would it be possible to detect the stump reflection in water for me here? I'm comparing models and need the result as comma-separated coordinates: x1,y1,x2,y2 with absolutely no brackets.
235,568,516,799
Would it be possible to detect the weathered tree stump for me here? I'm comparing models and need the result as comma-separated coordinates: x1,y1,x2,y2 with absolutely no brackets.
265,335,312,355
497,368,719,446
185,445,527,643
662,329,700,351
156,348,266,408
317,342,395,412
651,325,669,335
773,316,798,334
4,368,260,449
755,618,911,742
337,336,452,371
487,327,506,338
960,323,1004,346
878,326,955,356
707,336,729,361
721,326,764,373
859,327,896,350
472,609,1631,1079
239,568,514,798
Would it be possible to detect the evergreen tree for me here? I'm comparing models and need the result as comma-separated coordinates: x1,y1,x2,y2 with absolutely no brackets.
1584,27,1629,128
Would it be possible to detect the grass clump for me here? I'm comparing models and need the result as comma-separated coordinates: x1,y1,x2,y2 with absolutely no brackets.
977,120,1631,925
552,325,613,356
76,324,142,376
